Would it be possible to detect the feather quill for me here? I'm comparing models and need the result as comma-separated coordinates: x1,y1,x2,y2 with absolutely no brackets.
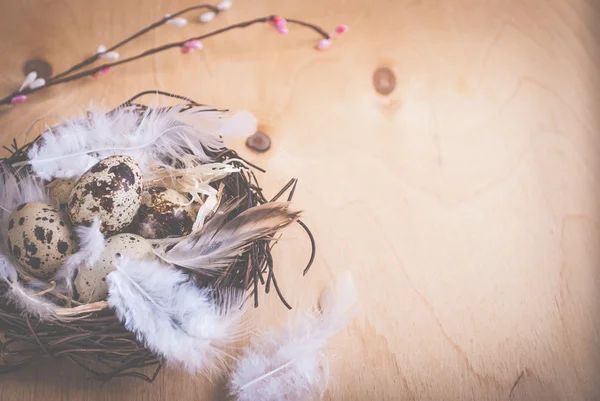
107,256,247,375
155,202,300,275
53,217,105,296
192,194,219,232
25,105,257,180
228,271,358,401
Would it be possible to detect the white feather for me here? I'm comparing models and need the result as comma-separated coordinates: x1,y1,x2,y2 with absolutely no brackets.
0,253,18,282
54,217,105,296
0,253,57,320
107,256,247,375
25,104,258,180
0,163,49,252
317,271,357,334
192,194,218,232
175,109,257,138
145,161,238,202
228,272,358,401
156,202,299,275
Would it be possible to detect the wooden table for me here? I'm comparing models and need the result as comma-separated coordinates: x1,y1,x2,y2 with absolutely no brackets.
1,1,599,400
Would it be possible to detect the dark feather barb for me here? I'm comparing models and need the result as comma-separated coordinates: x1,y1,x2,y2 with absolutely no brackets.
159,201,300,275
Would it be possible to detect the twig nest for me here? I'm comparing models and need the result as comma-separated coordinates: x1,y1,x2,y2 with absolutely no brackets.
135,187,197,239
47,178,77,206
68,155,143,234
75,234,154,303
7,202,74,278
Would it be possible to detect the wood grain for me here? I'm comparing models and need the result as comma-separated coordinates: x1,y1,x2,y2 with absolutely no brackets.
1,0,599,400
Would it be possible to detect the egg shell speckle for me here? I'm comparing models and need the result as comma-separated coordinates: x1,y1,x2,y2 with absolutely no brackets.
48,178,77,205
69,155,143,235
136,186,197,239
7,202,75,278
74,233,154,303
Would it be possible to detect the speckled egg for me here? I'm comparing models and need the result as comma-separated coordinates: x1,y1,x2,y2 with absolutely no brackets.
48,178,77,205
69,155,143,235
74,234,154,303
135,186,197,239
6,202,75,278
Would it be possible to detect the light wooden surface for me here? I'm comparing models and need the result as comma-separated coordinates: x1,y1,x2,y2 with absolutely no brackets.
1,0,600,400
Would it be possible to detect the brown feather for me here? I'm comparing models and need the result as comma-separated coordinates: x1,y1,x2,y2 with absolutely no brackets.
155,202,300,274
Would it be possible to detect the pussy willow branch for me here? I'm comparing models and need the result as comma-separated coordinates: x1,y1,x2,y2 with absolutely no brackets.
51,4,220,81
0,14,329,106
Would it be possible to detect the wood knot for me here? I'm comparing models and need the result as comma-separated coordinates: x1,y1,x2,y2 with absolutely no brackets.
372,67,396,96
23,59,53,80
246,131,271,153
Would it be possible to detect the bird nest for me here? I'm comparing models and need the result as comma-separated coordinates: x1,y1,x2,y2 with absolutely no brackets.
0,91,315,382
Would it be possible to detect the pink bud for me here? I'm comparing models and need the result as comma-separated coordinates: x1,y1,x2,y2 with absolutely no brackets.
184,39,203,50
180,46,191,54
273,16,285,26
276,25,289,34
11,95,27,105
335,24,348,35
317,39,332,50
92,67,112,77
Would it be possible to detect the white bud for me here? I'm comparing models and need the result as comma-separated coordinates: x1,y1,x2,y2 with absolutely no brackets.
164,13,171,19
217,0,232,11
167,17,188,27
19,71,37,92
100,51,120,61
96,45,107,54
28,78,46,90
199,12,215,22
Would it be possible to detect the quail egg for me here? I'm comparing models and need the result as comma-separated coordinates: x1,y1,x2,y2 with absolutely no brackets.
135,186,197,239
48,178,77,206
6,202,75,278
74,233,154,303
69,155,143,235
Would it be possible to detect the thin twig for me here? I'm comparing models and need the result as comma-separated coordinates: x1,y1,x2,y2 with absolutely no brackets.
50,5,219,82
0,14,329,106
269,178,297,202
114,90,202,110
297,220,316,276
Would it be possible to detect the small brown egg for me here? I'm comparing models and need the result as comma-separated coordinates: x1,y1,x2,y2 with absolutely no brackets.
69,155,143,235
48,178,77,205
74,234,154,303
135,186,196,239
6,202,75,278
